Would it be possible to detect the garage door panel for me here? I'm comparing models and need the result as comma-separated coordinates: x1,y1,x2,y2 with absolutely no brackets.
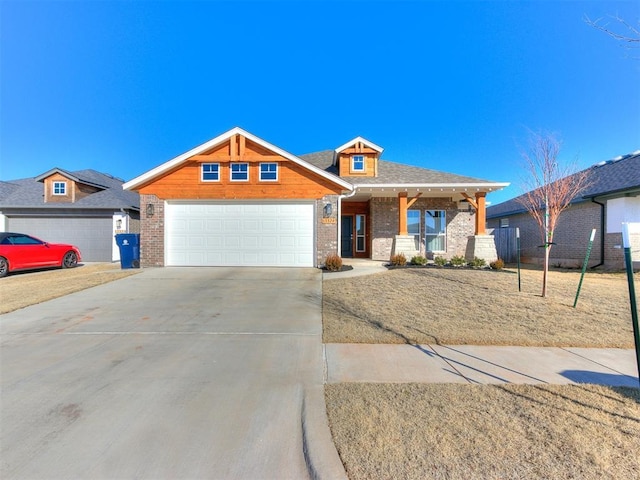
166,202,314,267
7,216,112,262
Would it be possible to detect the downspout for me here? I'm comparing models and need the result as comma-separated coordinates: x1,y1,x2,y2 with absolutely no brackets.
591,197,606,269
337,187,358,256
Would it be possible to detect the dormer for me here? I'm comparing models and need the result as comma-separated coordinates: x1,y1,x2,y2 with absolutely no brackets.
35,168,106,203
334,136,384,177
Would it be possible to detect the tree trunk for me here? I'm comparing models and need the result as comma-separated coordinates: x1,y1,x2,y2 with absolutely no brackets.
542,245,550,297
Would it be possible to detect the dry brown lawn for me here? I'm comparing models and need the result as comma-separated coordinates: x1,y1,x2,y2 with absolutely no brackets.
0,263,140,314
326,383,640,480
323,267,638,347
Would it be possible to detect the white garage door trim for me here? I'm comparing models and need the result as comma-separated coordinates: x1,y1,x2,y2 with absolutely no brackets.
165,201,315,267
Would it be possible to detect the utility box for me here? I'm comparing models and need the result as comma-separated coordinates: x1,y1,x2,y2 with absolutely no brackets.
115,233,140,269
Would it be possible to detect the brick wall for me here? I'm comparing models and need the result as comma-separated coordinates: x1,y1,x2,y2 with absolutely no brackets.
371,197,397,260
487,202,607,268
604,232,625,269
128,210,141,234
370,196,474,261
140,194,164,267
316,195,339,266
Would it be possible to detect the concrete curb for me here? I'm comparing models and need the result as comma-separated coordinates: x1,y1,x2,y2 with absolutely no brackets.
302,385,348,480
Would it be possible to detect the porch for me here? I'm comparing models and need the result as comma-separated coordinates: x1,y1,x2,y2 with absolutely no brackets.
338,190,498,262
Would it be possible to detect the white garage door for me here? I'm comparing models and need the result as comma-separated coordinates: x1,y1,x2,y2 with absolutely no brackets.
166,202,315,267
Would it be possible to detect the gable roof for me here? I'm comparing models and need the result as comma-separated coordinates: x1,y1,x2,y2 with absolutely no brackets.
300,150,508,189
487,150,640,218
0,169,139,210
334,136,384,154
34,167,109,189
123,127,353,191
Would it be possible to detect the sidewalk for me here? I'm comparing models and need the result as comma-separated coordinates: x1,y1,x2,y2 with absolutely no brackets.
324,343,640,387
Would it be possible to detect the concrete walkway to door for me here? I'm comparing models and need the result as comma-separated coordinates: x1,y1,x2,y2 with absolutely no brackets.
1,267,346,480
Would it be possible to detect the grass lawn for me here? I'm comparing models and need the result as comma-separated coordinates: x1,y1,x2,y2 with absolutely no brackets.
0,263,140,314
326,383,640,480
323,266,640,479
323,267,637,347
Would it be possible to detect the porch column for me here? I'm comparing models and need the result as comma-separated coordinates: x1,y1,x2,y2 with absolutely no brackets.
475,192,486,235
398,192,408,235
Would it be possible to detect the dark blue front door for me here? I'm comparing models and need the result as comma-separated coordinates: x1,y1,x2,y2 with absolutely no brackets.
341,216,353,257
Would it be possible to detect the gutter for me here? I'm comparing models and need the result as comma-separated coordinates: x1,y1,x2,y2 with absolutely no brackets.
591,197,606,269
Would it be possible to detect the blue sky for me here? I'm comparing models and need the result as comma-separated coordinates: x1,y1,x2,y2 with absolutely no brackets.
2,0,639,205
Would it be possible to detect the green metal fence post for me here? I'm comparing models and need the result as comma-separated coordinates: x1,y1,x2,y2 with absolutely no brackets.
622,223,640,387
573,229,596,308
516,228,521,292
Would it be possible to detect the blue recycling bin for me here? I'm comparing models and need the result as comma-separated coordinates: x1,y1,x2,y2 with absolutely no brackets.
115,233,140,269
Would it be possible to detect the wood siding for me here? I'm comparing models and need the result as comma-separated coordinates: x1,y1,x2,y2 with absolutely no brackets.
336,149,379,177
43,174,101,203
137,136,345,200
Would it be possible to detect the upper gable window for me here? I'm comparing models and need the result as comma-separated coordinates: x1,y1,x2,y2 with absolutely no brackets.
230,163,249,181
53,181,67,195
201,163,220,182
259,163,278,182
351,155,365,172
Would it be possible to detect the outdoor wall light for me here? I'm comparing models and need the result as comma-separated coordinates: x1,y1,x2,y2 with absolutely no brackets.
323,203,333,218
116,219,122,230
146,203,155,217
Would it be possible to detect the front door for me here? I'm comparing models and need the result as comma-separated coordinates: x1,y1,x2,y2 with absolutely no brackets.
341,215,353,257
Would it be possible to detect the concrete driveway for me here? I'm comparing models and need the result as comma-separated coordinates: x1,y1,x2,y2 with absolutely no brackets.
1,267,343,480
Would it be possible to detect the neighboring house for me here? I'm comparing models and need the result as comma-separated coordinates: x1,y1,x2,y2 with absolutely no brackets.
123,127,509,268
487,151,640,269
0,168,140,262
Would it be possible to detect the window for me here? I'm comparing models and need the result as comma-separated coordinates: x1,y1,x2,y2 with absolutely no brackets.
500,218,510,228
355,214,366,252
260,163,278,181
2,234,43,245
407,210,420,239
425,210,446,252
230,163,249,181
351,155,365,172
53,181,66,195
201,163,220,181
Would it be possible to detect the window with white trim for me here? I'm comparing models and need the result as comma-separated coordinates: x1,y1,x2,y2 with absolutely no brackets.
259,163,278,181
351,155,365,172
201,163,220,181
425,210,446,252
230,163,249,181
53,181,67,195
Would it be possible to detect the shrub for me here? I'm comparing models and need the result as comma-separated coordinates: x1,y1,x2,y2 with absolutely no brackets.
434,256,447,267
390,253,407,266
469,257,486,269
450,255,466,267
411,255,427,266
490,258,505,270
324,253,343,272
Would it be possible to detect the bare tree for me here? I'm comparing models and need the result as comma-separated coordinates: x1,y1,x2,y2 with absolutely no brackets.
516,132,592,297
584,14,640,57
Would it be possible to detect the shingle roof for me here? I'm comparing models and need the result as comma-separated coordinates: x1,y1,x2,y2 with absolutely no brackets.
34,167,110,189
487,151,640,218
0,169,140,210
299,150,501,185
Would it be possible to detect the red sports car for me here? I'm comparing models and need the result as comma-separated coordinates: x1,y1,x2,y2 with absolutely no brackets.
0,232,82,278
